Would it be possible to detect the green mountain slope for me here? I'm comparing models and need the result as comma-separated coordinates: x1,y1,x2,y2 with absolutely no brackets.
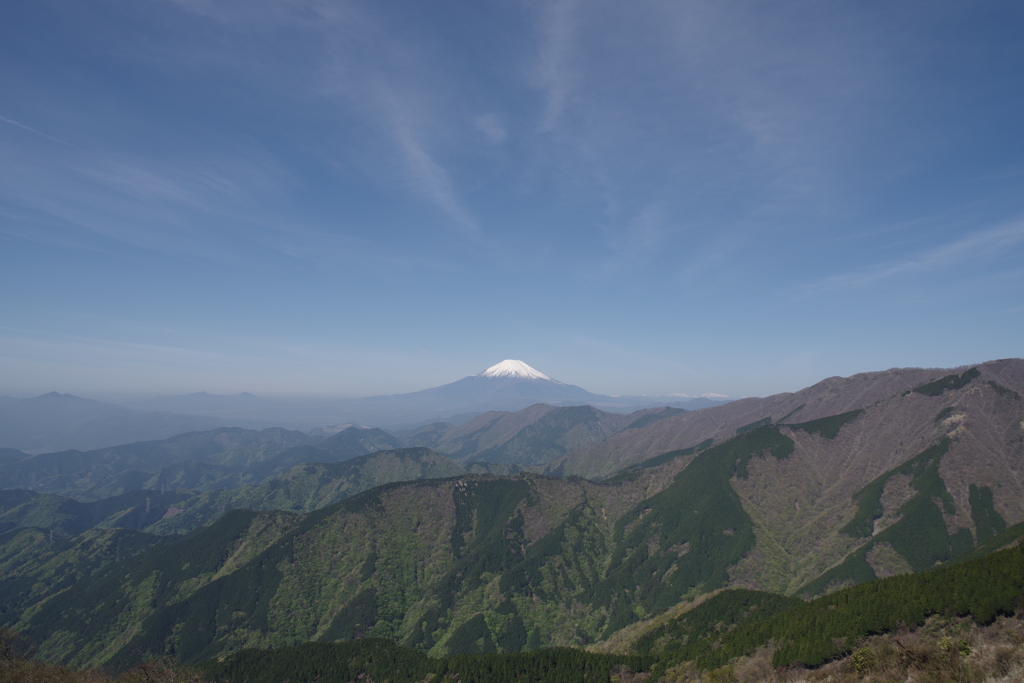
0,526,172,626
1,360,1022,676
0,427,316,498
0,426,407,502
415,404,684,467
201,639,647,683
0,448,466,538
13,412,1016,672
197,543,1024,683
552,359,1024,480
641,543,1024,675
5,406,1022,671
146,447,466,534
4,468,669,667
0,489,193,537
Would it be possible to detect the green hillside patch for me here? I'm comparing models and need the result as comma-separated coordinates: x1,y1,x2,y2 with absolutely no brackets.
840,439,952,540
775,404,805,425
635,438,714,472
963,521,1024,560
736,417,771,435
19,508,298,667
601,438,714,484
321,587,378,641
200,638,648,683
197,544,1024,680
986,380,1021,400
591,427,793,634
803,438,981,596
410,478,532,650
660,543,1024,672
633,589,801,679
447,613,497,654
621,407,686,432
0,526,172,627
149,447,465,534
0,427,318,499
912,367,980,396
969,484,1007,544
0,489,194,538
787,409,863,439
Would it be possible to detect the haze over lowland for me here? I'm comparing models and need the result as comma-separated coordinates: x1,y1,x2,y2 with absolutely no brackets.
0,360,729,452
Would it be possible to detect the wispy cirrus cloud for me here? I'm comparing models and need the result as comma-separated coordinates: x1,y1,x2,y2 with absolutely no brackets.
807,221,1024,293
0,115,95,154
378,89,481,237
473,114,507,145
534,0,579,133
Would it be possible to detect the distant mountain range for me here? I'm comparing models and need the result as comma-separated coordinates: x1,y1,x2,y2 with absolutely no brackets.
0,392,221,454
0,402,686,503
121,359,731,429
2,361,729,453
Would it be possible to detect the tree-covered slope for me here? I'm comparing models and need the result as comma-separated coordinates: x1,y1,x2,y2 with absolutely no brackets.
0,526,173,627
639,543,1024,676
0,427,316,498
0,427,813,670
714,360,1024,595
552,359,1024,480
146,447,466,534
413,404,684,468
200,543,1024,683
1,461,674,668
0,425,409,501
0,489,194,537
2,360,1022,675
200,639,647,683
0,448,466,537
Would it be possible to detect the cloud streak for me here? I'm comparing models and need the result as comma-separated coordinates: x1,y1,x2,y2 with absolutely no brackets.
391,116,481,237
808,221,1024,292
534,0,579,132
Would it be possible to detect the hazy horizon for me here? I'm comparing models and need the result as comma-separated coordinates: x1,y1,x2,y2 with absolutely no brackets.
4,356,1008,405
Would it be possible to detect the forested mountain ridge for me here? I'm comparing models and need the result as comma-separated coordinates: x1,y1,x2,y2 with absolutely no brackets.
5,543,1023,682
711,361,1024,594
0,405,684,503
0,448,466,536
0,426,413,500
143,447,466,534
0,359,1021,675
7,393,1023,670
0,427,316,498
550,359,1023,479
406,404,684,467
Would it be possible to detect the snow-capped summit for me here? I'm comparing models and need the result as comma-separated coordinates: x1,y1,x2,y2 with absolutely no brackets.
478,360,552,381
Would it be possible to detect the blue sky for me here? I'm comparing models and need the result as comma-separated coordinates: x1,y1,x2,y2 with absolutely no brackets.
1,0,1022,399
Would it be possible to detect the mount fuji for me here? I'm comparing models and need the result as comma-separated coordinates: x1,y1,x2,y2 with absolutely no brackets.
391,359,602,407
308,360,729,427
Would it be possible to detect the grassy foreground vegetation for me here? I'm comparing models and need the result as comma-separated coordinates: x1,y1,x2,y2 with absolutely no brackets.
201,640,648,683
6,542,1020,682
644,543,1024,675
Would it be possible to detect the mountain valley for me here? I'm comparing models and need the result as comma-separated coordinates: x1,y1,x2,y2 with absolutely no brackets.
1,359,1023,681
